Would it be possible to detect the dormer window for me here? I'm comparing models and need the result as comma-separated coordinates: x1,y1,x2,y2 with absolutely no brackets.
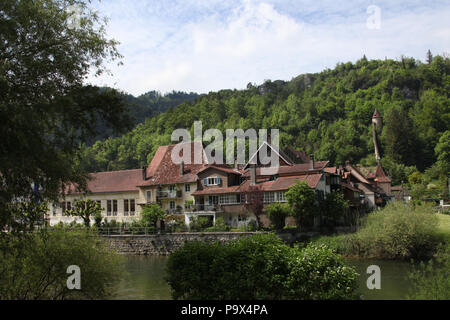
204,177,221,186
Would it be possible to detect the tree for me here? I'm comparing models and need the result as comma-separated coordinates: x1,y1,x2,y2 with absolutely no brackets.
67,199,101,228
319,191,349,228
265,202,291,231
242,185,265,228
285,181,317,229
140,204,166,228
0,0,131,228
426,49,433,65
0,228,124,299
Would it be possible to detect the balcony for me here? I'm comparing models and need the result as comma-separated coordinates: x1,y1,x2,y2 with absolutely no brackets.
186,204,223,212
156,190,182,199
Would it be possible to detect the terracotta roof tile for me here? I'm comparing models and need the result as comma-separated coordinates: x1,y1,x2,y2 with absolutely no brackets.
67,169,142,194
139,142,209,187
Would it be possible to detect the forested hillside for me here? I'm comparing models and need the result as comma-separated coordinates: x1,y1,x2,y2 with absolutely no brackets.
88,90,199,143
77,54,449,189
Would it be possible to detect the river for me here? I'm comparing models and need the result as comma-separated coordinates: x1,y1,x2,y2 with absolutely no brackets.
113,255,416,300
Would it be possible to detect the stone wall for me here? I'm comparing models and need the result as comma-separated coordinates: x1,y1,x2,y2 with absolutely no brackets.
103,232,261,255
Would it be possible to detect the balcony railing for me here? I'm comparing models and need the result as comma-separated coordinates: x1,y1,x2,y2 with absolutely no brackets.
156,190,182,199
186,204,223,212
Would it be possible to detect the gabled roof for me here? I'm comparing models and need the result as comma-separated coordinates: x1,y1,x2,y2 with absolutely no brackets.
139,142,209,187
241,161,329,177
197,165,241,175
67,169,142,194
372,108,382,119
243,141,293,169
370,162,391,183
240,174,324,191
344,163,371,184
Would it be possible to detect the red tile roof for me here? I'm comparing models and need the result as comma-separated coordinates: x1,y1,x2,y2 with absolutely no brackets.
67,169,142,194
197,165,241,175
373,162,391,183
373,108,381,119
139,142,209,187
192,185,242,196
241,161,329,177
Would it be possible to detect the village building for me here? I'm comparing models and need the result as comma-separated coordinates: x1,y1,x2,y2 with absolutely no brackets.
47,110,393,227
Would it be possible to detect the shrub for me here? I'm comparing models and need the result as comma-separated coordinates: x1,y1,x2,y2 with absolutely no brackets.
266,203,291,230
285,181,317,228
204,217,230,232
0,228,124,299
285,243,360,300
189,216,212,231
313,202,440,260
165,233,359,300
141,204,166,228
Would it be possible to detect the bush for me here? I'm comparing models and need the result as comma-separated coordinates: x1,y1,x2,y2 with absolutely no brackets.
165,233,359,300
141,204,166,228
313,202,440,260
266,203,290,230
189,216,212,232
285,244,360,300
0,228,124,299
204,217,230,232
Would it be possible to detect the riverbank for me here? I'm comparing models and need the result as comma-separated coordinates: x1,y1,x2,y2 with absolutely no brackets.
103,232,263,255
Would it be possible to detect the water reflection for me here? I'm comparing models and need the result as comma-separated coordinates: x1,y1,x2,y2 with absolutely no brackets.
114,255,415,300
114,255,171,300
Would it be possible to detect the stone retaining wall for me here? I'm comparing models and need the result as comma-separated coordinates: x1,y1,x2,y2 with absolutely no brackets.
103,232,261,255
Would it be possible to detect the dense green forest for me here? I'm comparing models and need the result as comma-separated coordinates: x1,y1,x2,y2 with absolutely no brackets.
88,90,199,143
77,54,449,191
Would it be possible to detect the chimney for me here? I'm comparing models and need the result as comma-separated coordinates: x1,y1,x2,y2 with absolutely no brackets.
142,166,147,181
250,164,256,185
180,161,184,176
309,154,314,170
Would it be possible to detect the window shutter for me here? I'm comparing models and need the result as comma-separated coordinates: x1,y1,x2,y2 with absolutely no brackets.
204,178,208,186
217,177,222,185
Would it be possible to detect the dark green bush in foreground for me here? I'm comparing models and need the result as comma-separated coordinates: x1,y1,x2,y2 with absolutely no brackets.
314,202,440,260
0,228,124,299
165,233,359,300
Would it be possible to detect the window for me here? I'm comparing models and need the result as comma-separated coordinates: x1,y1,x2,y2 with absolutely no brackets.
170,201,175,209
113,200,118,216
277,191,286,202
130,199,135,216
61,202,66,215
146,191,152,202
169,185,175,192
185,184,190,192
124,199,129,216
219,194,241,204
204,177,221,186
107,200,112,216
264,192,275,203
67,201,71,211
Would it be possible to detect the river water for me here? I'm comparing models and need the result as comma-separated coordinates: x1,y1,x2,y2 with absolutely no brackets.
113,255,416,300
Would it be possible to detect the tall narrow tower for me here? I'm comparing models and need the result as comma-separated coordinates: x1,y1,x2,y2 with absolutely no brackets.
372,108,382,162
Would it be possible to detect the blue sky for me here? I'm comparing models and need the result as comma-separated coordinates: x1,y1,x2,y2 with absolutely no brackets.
87,0,450,96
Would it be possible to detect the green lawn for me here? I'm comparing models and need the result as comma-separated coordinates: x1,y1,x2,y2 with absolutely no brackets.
436,214,450,242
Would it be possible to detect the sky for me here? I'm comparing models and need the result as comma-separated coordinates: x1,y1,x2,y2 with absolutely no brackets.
86,0,450,96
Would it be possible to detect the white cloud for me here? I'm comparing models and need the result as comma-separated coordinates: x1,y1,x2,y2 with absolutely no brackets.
87,0,450,96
